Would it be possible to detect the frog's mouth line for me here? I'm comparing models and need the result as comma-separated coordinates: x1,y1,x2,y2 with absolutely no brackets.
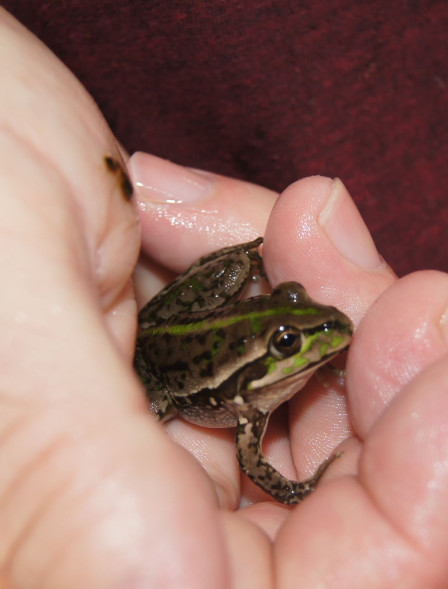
243,347,349,415
250,345,349,391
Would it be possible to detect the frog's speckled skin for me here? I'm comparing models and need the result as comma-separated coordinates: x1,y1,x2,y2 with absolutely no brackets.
135,238,352,504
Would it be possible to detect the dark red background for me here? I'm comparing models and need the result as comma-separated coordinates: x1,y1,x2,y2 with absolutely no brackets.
4,1,448,276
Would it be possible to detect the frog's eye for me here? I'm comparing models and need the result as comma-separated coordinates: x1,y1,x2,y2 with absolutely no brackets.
270,326,303,358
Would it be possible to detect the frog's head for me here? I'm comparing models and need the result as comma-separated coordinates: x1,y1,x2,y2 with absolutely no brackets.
234,282,353,411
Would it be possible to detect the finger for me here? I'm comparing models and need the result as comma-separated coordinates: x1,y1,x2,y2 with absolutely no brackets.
0,9,141,405
220,512,273,589
0,11,229,588
0,8,140,361
276,272,448,586
348,270,448,434
128,151,277,272
263,176,396,325
275,351,448,588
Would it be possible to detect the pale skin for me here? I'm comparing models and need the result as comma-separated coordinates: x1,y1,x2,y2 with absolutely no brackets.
2,8,448,588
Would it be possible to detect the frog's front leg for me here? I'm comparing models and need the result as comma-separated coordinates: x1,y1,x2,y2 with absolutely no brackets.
134,340,178,422
235,410,339,504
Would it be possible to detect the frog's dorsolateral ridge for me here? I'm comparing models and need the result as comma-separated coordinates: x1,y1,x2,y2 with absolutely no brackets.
135,238,353,504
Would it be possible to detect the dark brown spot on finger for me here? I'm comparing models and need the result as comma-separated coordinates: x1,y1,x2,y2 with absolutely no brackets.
120,172,134,200
104,155,119,172
104,154,134,201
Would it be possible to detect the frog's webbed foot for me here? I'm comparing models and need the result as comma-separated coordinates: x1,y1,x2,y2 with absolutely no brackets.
235,411,340,504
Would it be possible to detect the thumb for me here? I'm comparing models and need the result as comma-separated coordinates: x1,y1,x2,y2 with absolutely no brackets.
0,10,227,589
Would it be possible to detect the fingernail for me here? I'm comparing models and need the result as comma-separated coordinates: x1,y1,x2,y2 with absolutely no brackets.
319,178,384,269
128,152,214,204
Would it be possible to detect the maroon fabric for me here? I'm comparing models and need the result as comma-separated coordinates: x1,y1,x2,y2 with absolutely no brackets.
4,1,448,275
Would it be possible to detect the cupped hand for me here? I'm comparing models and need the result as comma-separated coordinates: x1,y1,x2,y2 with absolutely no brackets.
0,9,230,589
2,7,448,589
131,151,448,587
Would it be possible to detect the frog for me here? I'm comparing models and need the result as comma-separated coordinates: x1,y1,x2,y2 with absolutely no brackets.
134,237,353,504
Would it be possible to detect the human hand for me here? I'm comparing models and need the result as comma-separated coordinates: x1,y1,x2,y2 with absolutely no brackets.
131,150,448,587
0,9,268,588
3,7,448,588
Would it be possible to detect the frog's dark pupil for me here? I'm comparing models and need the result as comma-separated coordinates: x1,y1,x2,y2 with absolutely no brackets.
279,333,297,348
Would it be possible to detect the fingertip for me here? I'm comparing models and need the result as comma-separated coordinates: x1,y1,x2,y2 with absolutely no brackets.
264,175,395,323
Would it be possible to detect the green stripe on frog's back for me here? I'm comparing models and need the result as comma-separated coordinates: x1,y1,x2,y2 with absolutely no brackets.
140,305,322,339
140,304,350,403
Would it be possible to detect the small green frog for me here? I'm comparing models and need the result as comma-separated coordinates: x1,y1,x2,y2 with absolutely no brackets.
135,238,353,504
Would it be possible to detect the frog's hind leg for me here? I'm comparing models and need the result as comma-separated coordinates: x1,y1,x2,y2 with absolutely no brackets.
235,411,340,504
